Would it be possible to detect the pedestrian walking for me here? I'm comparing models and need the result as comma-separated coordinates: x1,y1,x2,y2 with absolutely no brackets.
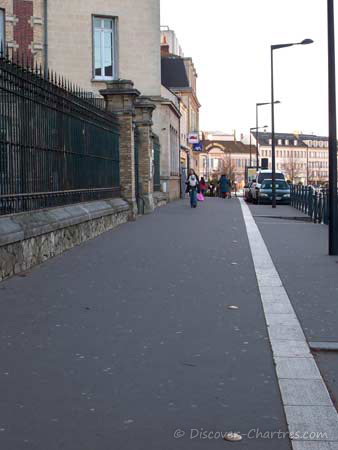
219,174,231,199
233,181,238,198
199,177,207,196
209,178,217,197
186,169,200,208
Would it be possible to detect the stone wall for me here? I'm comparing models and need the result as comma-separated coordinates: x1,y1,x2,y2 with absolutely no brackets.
153,192,169,208
168,177,181,202
0,198,130,282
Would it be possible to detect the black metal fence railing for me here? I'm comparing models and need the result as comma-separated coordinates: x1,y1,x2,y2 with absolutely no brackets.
0,49,120,216
85,95,107,111
153,136,161,192
290,185,330,224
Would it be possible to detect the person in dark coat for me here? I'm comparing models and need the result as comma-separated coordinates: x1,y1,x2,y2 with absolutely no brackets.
219,174,231,199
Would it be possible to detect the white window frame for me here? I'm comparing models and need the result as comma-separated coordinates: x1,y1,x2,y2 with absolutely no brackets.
92,16,118,81
294,140,298,146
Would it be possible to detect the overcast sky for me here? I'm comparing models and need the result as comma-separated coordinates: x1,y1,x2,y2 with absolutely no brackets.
161,0,337,138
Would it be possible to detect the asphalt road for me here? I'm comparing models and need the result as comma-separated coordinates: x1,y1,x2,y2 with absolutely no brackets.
0,198,291,450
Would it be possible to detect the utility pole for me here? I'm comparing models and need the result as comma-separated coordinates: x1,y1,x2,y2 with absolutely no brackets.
328,0,338,254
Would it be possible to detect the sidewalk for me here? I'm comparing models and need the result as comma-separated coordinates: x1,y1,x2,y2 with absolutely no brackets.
250,202,338,413
0,197,290,450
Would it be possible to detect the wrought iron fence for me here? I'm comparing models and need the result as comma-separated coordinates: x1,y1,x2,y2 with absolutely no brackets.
0,49,120,216
153,135,161,192
290,185,330,224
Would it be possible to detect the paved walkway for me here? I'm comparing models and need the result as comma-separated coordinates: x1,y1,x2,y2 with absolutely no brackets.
0,196,336,449
250,202,338,419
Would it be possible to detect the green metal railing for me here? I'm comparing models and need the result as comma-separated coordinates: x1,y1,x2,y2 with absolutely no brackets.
290,185,330,224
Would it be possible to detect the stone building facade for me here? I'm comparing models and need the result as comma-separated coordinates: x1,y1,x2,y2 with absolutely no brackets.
0,0,161,95
46,0,161,97
152,86,181,200
0,0,184,201
0,0,44,65
161,44,200,176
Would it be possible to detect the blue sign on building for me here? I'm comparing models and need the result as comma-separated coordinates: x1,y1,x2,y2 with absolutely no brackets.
193,143,203,152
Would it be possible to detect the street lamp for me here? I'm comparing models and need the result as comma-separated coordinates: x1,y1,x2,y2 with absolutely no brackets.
250,126,268,167
271,38,314,208
327,0,338,255
256,101,280,171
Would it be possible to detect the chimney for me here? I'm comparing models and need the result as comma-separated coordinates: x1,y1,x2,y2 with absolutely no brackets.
161,44,170,57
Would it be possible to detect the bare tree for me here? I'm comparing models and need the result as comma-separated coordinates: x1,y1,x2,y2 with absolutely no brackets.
282,156,303,183
223,152,236,182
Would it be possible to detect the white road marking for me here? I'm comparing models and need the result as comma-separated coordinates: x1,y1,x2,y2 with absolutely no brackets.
239,198,338,448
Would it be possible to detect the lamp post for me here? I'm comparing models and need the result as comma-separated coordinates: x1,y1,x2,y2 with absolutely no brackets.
271,39,314,208
256,101,280,171
250,126,268,167
328,0,338,255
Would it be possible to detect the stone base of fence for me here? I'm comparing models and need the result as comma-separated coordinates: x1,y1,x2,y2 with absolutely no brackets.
0,199,130,282
153,192,169,208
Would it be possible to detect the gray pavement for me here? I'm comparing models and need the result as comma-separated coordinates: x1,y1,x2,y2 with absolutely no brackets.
0,197,291,450
250,203,338,343
250,203,338,413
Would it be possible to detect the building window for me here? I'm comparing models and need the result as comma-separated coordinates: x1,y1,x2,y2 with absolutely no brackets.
294,140,298,146
285,139,289,145
269,139,272,145
93,16,117,80
278,139,282,146
0,8,5,52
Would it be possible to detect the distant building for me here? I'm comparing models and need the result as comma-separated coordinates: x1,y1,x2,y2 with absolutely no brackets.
160,26,184,57
198,138,253,186
255,132,330,184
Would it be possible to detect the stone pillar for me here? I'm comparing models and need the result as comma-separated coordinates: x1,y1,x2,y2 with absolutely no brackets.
135,97,156,214
100,80,140,218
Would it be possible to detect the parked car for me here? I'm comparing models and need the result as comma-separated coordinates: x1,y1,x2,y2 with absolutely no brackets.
244,182,253,202
250,170,286,204
257,179,291,204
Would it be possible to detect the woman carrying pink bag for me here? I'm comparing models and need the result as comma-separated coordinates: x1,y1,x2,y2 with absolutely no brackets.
197,192,204,202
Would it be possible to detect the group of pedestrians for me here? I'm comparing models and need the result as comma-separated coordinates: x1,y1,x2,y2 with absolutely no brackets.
185,170,233,208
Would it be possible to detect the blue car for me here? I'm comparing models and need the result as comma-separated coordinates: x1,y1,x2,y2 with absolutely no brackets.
258,179,291,205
